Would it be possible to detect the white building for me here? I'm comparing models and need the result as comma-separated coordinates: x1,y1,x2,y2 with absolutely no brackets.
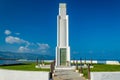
56,3,70,66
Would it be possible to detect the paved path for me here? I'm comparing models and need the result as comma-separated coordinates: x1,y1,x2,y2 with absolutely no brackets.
53,70,86,80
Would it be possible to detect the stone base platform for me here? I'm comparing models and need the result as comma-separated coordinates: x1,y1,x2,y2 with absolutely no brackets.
53,66,86,80
53,69,86,80
55,66,75,70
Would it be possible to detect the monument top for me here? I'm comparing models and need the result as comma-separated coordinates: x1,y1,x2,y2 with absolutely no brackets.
59,3,67,16
59,3,66,8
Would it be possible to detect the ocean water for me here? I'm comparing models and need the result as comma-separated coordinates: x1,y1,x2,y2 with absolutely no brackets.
0,59,119,65
0,60,21,65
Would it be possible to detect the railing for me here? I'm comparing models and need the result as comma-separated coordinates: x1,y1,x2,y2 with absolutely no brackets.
49,60,55,80
74,59,92,80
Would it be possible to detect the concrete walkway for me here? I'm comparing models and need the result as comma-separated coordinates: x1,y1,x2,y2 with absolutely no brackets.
53,70,86,80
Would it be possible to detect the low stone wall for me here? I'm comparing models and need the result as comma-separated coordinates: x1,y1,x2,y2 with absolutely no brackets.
0,69,49,80
70,60,98,64
91,72,120,80
106,61,120,65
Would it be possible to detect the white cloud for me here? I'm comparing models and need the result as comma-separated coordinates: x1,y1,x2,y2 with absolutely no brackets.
18,43,50,53
37,43,49,50
37,43,50,53
4,30,11,35
4,29,51,53
5,36,29,44
15,33,20,35
18,46,30,53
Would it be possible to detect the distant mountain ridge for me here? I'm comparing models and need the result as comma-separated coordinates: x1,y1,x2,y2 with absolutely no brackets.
0,51,54,60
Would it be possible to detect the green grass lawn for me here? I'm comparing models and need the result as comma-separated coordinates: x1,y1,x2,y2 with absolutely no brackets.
82,64,120,79
91,64,120,71
0,62,50,71
1,63,120,78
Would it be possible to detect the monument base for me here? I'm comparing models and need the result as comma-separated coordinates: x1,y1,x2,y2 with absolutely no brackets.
56,47,70,66
55,66,75,70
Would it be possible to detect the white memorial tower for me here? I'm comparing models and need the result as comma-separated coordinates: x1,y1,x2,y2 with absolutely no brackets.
56,3,70,66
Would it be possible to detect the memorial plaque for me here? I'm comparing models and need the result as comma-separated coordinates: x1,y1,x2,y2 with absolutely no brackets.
60,48,66,65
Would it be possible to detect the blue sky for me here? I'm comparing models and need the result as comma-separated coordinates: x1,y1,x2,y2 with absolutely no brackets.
0,0,120,60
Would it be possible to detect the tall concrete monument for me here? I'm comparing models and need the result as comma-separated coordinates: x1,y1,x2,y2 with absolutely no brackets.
56,3,70,66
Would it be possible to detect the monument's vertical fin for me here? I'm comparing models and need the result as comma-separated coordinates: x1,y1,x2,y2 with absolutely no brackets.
56,3,70,66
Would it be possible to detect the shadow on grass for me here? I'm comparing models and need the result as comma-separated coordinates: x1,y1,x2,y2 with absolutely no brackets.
0,63,30,66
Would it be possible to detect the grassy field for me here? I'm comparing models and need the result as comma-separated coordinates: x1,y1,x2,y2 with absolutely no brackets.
1,63,120,78
91,64,120,71
0,62,50,71
82,64,120,79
